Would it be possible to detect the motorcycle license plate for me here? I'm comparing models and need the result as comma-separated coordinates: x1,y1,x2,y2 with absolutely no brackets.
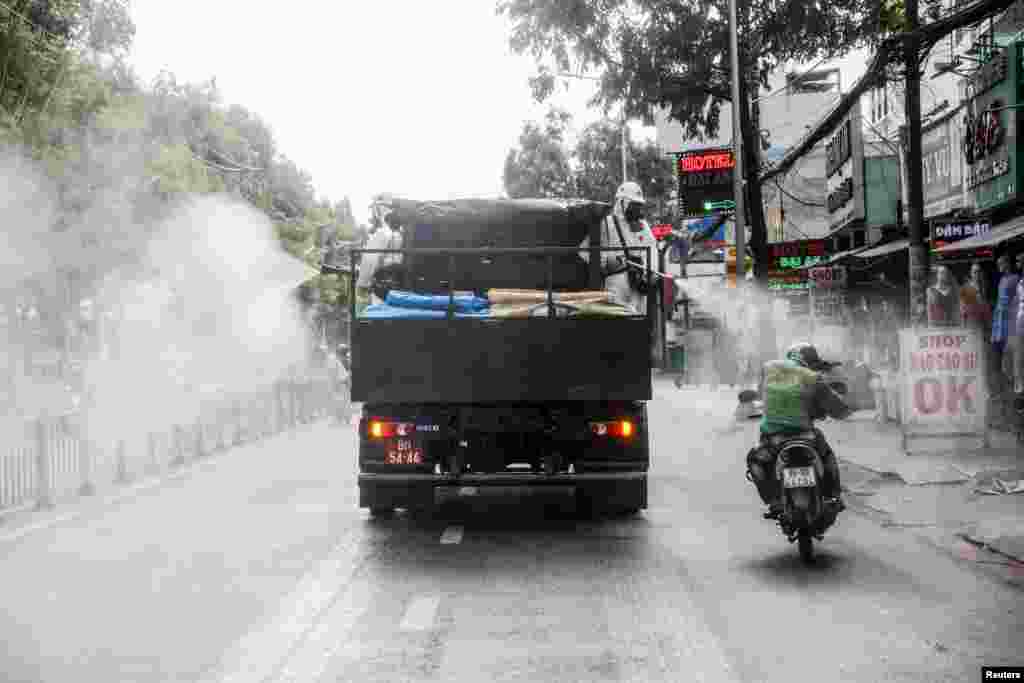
385,438,423,465
783,467,816,488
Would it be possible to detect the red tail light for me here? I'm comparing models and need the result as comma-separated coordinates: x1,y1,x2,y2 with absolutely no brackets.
366,420,414,439
591,420,635,438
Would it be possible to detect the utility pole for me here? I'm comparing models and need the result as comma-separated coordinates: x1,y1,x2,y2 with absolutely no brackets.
621,109,629,183
728,0,745,289
904,0,928,327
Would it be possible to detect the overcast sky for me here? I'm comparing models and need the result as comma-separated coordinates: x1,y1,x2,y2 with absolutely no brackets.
128,1,870,224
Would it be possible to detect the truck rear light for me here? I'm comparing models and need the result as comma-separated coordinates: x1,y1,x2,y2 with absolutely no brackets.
366,420,414,439
591,420,635,438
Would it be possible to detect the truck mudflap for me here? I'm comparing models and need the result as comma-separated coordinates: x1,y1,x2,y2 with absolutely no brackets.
359,471,647,512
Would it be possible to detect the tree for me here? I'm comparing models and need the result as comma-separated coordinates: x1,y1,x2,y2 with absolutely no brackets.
573,118,673,207
497,0,880,281
503,107,575,198
504,108,675,212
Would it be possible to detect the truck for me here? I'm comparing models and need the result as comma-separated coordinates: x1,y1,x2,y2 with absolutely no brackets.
329,198,654,517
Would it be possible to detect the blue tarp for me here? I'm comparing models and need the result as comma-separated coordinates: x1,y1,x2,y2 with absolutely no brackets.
385,290,490,313
360,304,490,320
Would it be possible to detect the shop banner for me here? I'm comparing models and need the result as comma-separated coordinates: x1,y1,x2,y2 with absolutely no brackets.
899,328,988,434
808,266,847,289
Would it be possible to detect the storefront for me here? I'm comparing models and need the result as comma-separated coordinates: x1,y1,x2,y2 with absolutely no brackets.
934,42,1024,269
822,99,903,254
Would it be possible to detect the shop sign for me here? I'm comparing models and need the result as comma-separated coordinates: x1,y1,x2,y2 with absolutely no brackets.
921,116,964,217
826,119,853,178
767,240,826,295
676,148,735,217
962,45,1016,210
824,101,866,231
767,273,811,294
930,218,992,249
768,239,826,271
964,99,1008,190
808,266,848,289
899,329,988,434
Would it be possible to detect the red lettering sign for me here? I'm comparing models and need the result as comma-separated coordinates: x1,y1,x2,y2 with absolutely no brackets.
912,377,977,416
679,151,735,173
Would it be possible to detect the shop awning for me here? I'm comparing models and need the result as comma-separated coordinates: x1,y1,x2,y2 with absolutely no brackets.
854,238,909,259
934,214,1024,253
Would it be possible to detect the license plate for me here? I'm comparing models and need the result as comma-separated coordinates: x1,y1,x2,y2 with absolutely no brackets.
782,467,816,488
385,438,423,465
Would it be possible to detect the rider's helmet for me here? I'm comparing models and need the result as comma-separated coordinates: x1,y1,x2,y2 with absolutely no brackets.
785,342,825,371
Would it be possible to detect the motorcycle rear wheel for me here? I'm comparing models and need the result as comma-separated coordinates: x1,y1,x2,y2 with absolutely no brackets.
797,531,815,564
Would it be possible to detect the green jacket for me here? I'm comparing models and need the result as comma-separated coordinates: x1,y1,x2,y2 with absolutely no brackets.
759,359,849,434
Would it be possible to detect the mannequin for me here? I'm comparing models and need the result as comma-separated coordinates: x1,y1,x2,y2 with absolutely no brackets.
927,265,961,327
1014,254,1024,393
959,261,992,340
991,253,1020,394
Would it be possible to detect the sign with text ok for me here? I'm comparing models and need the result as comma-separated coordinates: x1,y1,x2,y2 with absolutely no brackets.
899,329,988,433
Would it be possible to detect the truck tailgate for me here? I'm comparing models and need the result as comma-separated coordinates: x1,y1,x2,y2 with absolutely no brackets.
351,317,652,403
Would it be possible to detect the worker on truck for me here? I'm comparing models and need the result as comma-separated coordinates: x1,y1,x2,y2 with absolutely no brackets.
578,181,657,314
355,194,404,314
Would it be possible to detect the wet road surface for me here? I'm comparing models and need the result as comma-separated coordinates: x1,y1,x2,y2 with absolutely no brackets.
0,383,1020,682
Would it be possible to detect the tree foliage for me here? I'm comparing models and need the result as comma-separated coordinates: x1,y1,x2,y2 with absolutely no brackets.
497,0,880,281
1,2,355,338
502,107,575,198
503,108,675,217
498,0,880,142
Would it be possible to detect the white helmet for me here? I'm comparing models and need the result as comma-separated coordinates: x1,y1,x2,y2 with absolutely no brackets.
615,181,645,204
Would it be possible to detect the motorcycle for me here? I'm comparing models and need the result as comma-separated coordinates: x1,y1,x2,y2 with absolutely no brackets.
756,432,843,563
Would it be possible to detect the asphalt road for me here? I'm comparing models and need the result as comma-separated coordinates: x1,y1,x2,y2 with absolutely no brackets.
0,383,1020,683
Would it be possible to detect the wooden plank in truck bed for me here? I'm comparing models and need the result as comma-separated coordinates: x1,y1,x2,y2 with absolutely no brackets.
351,318,652,404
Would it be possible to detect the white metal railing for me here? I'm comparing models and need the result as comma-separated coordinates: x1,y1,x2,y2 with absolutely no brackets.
0,372,349,514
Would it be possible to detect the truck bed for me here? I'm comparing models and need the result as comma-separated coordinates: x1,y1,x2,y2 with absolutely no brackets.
350,317,652,403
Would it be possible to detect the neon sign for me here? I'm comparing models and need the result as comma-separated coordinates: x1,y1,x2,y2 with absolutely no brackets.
676,147,735,218
678,151,735,173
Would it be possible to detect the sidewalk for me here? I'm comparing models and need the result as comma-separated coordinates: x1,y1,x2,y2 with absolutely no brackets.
821,411,1024,565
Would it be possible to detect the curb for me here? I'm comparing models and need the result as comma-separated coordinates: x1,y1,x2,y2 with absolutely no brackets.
956,531,1024,566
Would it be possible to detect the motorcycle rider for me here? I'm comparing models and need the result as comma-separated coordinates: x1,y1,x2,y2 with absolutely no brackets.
746,342,851,516
578,180,657,314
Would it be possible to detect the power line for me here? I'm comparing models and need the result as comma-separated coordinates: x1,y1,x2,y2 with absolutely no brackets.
774,177,824,207
751,54,836,104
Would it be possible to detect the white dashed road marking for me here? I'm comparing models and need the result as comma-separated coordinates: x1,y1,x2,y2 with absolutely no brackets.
399,594,441,632
440,525,463,544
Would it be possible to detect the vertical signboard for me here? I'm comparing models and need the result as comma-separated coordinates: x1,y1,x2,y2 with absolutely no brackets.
825,99,867,232
921,114,964,218
963,45,1019,210
676,148,735,218
899,328,989,452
